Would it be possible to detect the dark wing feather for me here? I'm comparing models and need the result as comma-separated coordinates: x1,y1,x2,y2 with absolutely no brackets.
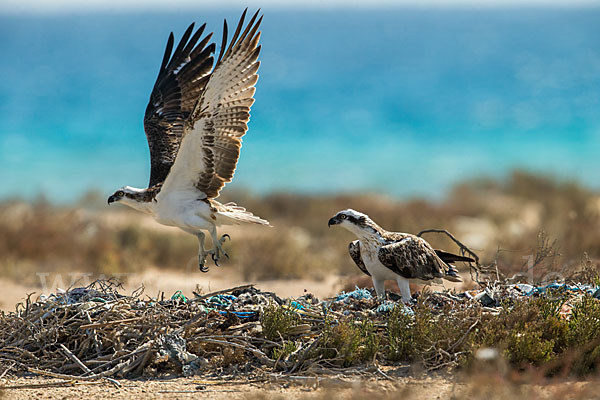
191,9,262,198
434,249,474,264
143,22,215,188
377,234,452,281
348,240,370,276
160,9,262,198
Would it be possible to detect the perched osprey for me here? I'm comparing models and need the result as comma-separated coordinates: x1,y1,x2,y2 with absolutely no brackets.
108,10,270,271
328,209,473,302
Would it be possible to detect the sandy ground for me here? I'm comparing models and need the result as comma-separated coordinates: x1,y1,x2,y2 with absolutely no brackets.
2,374,598,400
0,376,441,400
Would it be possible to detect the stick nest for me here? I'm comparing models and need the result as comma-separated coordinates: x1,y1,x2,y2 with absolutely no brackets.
2,277,600,382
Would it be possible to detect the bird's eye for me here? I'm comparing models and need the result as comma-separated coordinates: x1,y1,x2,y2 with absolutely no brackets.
117,191,125,197
340,214,346,220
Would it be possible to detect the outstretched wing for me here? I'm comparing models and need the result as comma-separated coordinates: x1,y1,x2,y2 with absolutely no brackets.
161,9,262,198
377,235,450,281
349,240,370,276
143,23,215,188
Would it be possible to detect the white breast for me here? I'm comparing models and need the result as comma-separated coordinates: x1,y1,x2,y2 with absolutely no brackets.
360,239,399,280
154,189,213,230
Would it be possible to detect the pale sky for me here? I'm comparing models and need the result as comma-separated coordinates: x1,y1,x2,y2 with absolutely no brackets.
2,0,599,14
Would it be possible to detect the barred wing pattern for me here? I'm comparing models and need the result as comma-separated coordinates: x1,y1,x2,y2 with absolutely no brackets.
143,22,215,188
377,235,449,281
161,10,262,198
349,240,371,277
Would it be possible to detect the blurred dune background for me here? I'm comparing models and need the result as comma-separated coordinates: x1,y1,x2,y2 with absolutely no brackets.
1,0,600,310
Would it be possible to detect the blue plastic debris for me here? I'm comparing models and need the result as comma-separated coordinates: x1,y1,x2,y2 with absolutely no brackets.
516,284,535,295
217,310,257,319
375,300,414,315
207,294,237,307
171,290,188,303
516,283,598,297
335,286,372,302
375,300,395,313
290,301,305,310
537,283,596,294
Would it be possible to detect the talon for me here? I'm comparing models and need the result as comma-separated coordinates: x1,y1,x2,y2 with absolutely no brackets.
218,247,229,260
198,251,212,273
198,259,209,273
220,234,231,243
212,252,220,267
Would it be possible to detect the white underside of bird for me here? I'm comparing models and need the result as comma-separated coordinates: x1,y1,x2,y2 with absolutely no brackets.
357,237,414,302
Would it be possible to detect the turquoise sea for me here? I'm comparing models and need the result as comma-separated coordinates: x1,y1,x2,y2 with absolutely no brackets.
1,8,599,202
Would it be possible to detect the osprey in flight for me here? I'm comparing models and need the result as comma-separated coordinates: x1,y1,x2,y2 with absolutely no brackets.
328,209,473,302
108,10,270,271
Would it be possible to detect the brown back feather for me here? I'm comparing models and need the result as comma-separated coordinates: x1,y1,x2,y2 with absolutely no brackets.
378,234,453,281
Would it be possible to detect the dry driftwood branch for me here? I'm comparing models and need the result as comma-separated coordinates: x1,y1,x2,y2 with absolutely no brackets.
83,342,153,376
79,317,143,330
191,284,256,302
196,338,278,368
417,228,484,284
59,344,91,374
27,366,110,382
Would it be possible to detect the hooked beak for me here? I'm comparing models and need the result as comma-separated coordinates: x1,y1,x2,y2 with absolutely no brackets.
107,195,117,205
328,217,339,227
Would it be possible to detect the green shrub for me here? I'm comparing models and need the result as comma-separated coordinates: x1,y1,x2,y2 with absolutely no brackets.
313,317,379,367
272,340,298,361
565,294,600,375
261,305,302,342
386,306,415,361
476,295,568,368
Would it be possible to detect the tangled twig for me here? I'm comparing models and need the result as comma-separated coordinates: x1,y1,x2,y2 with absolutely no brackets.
417,228,484,284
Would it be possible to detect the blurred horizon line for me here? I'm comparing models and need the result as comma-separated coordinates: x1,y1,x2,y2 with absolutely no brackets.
2,0,600,15
1,168,595,207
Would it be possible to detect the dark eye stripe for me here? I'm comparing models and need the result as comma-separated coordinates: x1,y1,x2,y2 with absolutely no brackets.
347,215,362,225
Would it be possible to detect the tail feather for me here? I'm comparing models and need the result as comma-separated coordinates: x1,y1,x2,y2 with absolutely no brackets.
215,202,271,226
435,249,475,264
443,264,463,282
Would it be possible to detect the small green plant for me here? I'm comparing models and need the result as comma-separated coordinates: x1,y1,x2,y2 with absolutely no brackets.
261,305,302,341
564,294,600,375
272,340,298,361
504,326,556,366
313,317,379,367
386,306,415,361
